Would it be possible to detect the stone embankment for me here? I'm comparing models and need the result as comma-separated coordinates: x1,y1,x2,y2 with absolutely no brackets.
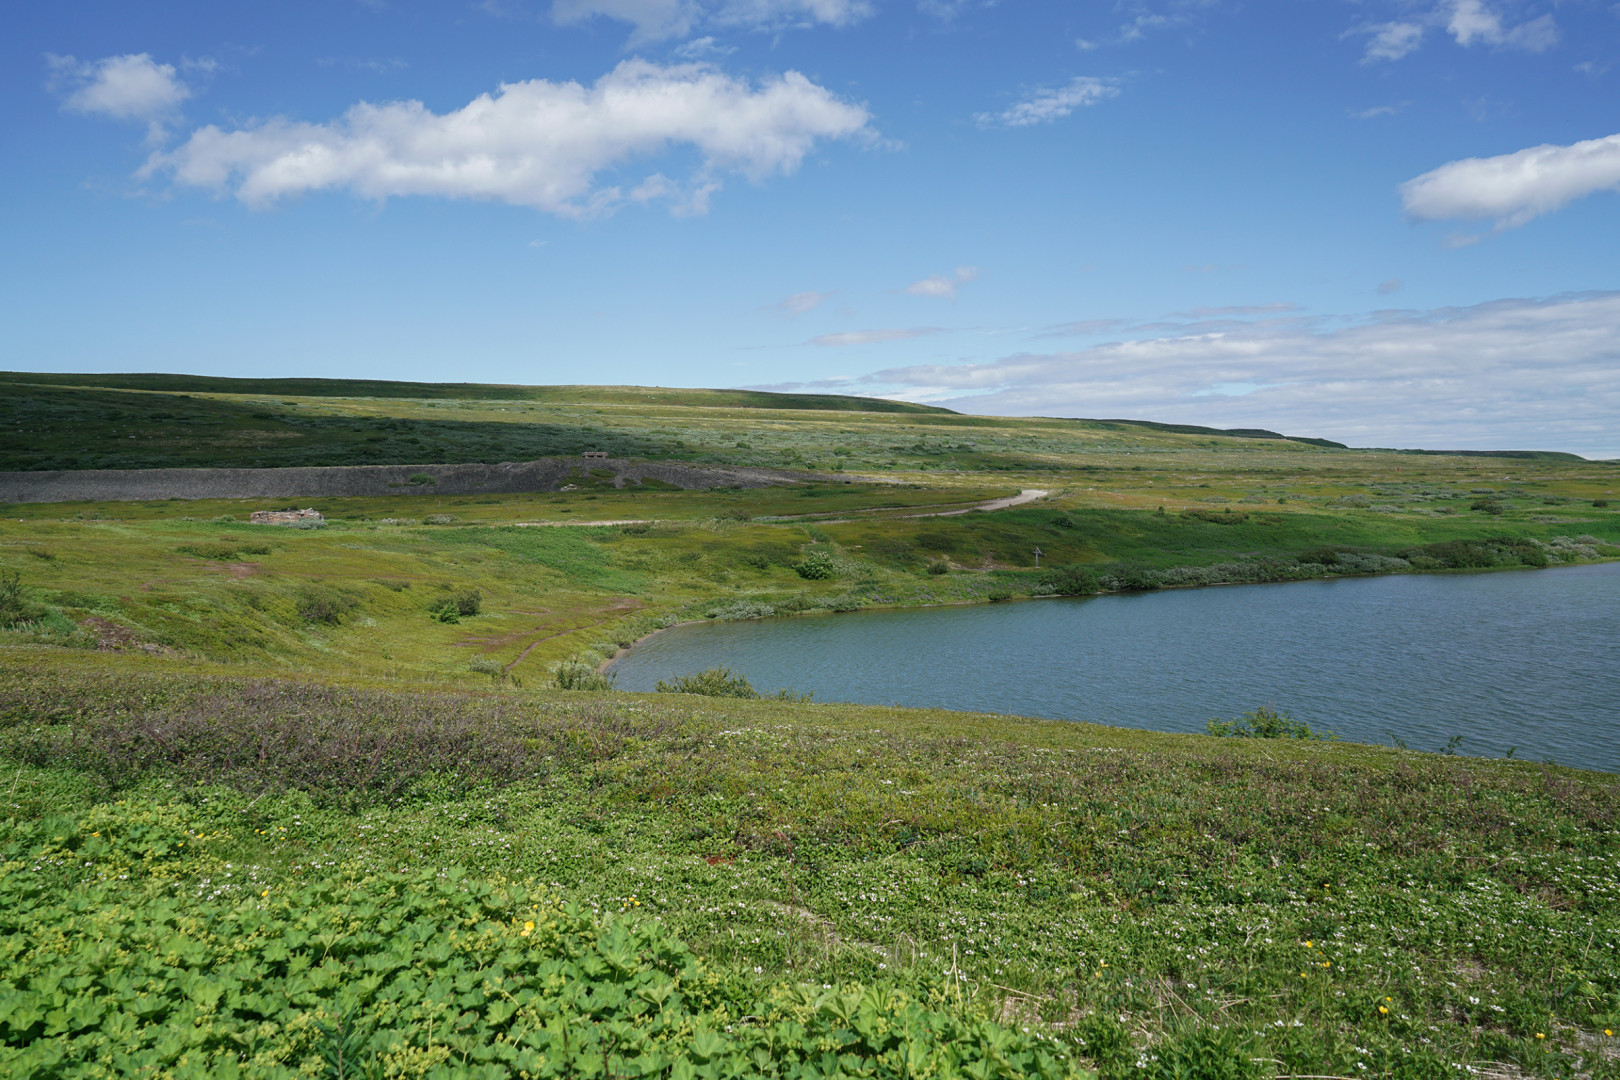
0,458,826,504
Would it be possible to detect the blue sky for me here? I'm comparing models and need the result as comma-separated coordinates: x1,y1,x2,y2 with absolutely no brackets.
5,0,1619,455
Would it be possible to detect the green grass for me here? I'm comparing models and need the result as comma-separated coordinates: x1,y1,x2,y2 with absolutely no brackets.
3,376,1620,1078
2,661,1617,1078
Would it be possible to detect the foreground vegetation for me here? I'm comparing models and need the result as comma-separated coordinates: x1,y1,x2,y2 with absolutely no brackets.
2,661,1617,1078
2,374,1619,1077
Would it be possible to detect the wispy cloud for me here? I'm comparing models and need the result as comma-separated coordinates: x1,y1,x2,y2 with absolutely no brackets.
1378,279,1403,295
1168,302,1299,318
1445,0,1557,51
1035,318,1132,339
827,292,1620,457
905,266,980,299
548,0,871,44
773,290,832,315
1354,1,1558,63
975,76,1117,128
1401,132,1620,231
141,60,873,218
809,327,945,346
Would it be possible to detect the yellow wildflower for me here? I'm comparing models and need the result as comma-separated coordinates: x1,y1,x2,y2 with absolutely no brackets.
520,920,535,938
1379,1006,1389,1015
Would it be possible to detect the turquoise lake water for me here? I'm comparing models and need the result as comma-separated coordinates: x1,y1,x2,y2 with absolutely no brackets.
609,562,1620,772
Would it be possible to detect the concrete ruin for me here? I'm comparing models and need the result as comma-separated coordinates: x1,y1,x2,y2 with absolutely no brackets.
250,508,325,526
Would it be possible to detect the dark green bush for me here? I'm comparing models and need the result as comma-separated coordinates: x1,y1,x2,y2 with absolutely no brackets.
927,560,950,575
1471,498,1505,515
295,586,360,625
1039,564,1099,595
1206,706,1327,740
794,551,836,580
429,589,482,623
656,667,758,698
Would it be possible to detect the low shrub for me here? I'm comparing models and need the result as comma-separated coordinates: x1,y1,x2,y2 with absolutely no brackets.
1206,706,1328,740
794,551,836,580
1039,564,1098,595
817,594,866,612
656,666,758,698
0,819,1085,1080
467,656,504,679
553,660,616,692
706,599,776,621
927,559,950,575
295,586,360,625
429,589,482,623
0,570,47,629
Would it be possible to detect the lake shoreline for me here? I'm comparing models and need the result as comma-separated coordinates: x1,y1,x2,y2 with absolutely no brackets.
601,555,1618,677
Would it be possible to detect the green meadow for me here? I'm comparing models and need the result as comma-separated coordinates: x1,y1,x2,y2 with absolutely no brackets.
2,373,1618,1079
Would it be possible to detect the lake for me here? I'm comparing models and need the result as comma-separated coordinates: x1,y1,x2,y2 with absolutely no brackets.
609,562,1620,772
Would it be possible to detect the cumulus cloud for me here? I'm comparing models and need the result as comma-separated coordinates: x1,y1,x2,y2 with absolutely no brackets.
551,0,869,42
48,53,190,124
905,266,981,299
1401,132,1620,230
774,290,832,315
142,60,873,217
809,327,945,346
975,77,1118,129
823,292,1620,456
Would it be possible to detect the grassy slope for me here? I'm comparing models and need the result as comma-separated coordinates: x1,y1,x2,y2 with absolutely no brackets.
2,659,1617,1079
3,378,1620,1077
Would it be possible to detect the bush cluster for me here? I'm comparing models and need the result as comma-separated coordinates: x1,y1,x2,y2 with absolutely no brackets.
1206,706,1329,740
794,551,837,580
428,589,482,623
552,660,616,692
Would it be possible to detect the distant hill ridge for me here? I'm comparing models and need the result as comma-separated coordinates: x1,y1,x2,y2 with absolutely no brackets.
0,372,953,415
0,371,1588,461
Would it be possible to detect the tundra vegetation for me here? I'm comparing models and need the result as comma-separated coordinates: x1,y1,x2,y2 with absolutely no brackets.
1,373,1618,1078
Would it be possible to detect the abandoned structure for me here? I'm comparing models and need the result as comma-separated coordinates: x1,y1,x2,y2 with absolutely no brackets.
250,508,324,526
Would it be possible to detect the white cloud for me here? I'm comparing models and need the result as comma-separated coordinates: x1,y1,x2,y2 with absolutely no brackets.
551,0,869,42
829,292,1620,457
1361,21,1424,61
810,327,945,346
142,60,873,217
775,290,832,315
976,77,1118,129
1446,0,1557,51
1401,132,1620,229
1378,278,1403,295
48,53,190,123
905,266,981,299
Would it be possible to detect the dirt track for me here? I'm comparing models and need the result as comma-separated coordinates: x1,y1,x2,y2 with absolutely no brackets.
0,458,830,504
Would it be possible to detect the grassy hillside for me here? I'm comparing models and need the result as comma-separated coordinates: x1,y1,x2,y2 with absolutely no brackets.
2,659,1617,1079
2,375,1619,1078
